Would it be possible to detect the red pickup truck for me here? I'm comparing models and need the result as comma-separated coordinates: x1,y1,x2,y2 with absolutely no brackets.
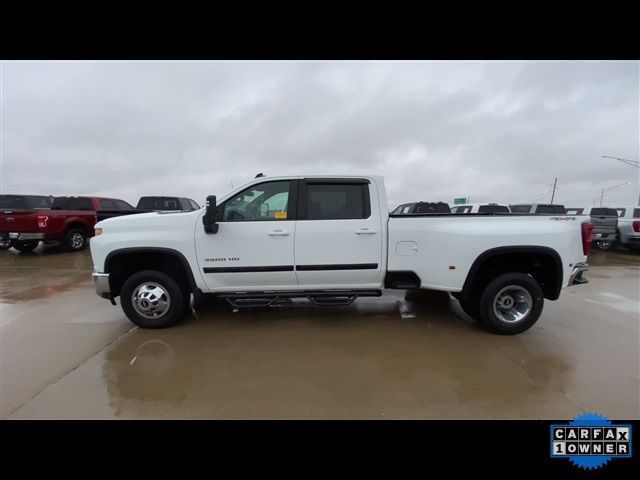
1,195,135,252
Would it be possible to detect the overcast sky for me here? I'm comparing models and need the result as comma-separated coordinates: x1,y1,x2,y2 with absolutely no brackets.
1,61,638,209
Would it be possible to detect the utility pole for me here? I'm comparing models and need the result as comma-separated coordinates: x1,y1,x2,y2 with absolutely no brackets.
550,178,557,203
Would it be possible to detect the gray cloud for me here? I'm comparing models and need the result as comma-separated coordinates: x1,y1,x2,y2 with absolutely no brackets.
1,60,638,209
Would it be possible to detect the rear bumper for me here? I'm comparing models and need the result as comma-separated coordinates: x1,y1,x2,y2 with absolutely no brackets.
92,272,113,302
2,232,45,241
569,262,589,285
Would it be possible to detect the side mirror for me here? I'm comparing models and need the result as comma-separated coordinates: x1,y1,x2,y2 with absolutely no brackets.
202,195,219,234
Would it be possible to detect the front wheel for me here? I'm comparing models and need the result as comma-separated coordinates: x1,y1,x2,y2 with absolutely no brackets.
478,273,544,335
0,238,11,250
11,240,39,253
120,270,186,328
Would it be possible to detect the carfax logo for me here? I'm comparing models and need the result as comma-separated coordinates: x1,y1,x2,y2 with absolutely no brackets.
551,412,632,470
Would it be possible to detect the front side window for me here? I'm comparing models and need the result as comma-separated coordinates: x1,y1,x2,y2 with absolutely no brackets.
190,199,200,210
222,181,290,221
306,183,366,220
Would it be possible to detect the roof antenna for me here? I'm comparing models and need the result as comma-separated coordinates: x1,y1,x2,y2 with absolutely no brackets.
255,173,265,178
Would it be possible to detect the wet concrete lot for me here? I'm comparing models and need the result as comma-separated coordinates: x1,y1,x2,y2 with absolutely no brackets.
1,246,638,419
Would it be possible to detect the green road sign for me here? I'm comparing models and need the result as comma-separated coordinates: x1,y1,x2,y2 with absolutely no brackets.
453,197,468,205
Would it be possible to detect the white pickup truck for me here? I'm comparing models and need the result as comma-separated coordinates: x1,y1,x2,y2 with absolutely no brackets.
90,175,592,334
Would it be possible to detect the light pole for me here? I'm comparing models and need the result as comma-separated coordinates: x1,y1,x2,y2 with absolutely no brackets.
599,181,631,206
602,156,640,205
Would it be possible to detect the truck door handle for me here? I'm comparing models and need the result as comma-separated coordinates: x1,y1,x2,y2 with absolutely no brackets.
268,230,290,236
355,228,377,234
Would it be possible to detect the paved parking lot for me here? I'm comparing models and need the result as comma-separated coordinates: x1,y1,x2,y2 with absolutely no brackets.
1,245,638,419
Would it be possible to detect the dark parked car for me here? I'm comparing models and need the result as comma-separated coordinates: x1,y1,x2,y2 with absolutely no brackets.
135,196,200,212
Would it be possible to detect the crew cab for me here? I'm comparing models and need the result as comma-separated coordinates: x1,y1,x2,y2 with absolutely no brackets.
566,207,619,250
1,195,134,252
90,175,592,335
612,206,640,251
0,195,53,249
451,203,511,214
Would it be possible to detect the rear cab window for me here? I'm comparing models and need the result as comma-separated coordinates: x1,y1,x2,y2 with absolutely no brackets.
478,205,509,213
590,208,618,216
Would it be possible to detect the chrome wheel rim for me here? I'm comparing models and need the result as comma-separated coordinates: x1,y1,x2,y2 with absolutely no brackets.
493,285,532,323
71,232,84,248
131,282,171,319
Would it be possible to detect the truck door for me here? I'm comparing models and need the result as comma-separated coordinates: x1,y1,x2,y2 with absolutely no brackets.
194,179,298,291
294,178,384,288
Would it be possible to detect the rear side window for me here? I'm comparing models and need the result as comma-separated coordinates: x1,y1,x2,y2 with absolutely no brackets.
616,208,626,217
478,205,509,213
305,183,368,220
510,205,531,213
66,198,93,210
590,208,618,216
634,209,640,218
98,199,116,209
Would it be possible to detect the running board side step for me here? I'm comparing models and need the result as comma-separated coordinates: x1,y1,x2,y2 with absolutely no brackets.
220,290,382,309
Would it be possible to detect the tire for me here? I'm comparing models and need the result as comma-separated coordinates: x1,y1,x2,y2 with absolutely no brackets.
120,270,186,328
477,272,544,335
0,238,11,250
62,228,87,251
11,240,39,253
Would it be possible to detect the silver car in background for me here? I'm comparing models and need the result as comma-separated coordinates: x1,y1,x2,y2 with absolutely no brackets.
612,206,640,252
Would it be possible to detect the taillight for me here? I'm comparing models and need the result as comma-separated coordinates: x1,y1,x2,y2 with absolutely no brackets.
37,215,49,228
581,222,593,256
633,221,640,233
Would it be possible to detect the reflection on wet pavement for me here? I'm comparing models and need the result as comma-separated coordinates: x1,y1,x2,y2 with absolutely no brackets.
1,247,639,419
